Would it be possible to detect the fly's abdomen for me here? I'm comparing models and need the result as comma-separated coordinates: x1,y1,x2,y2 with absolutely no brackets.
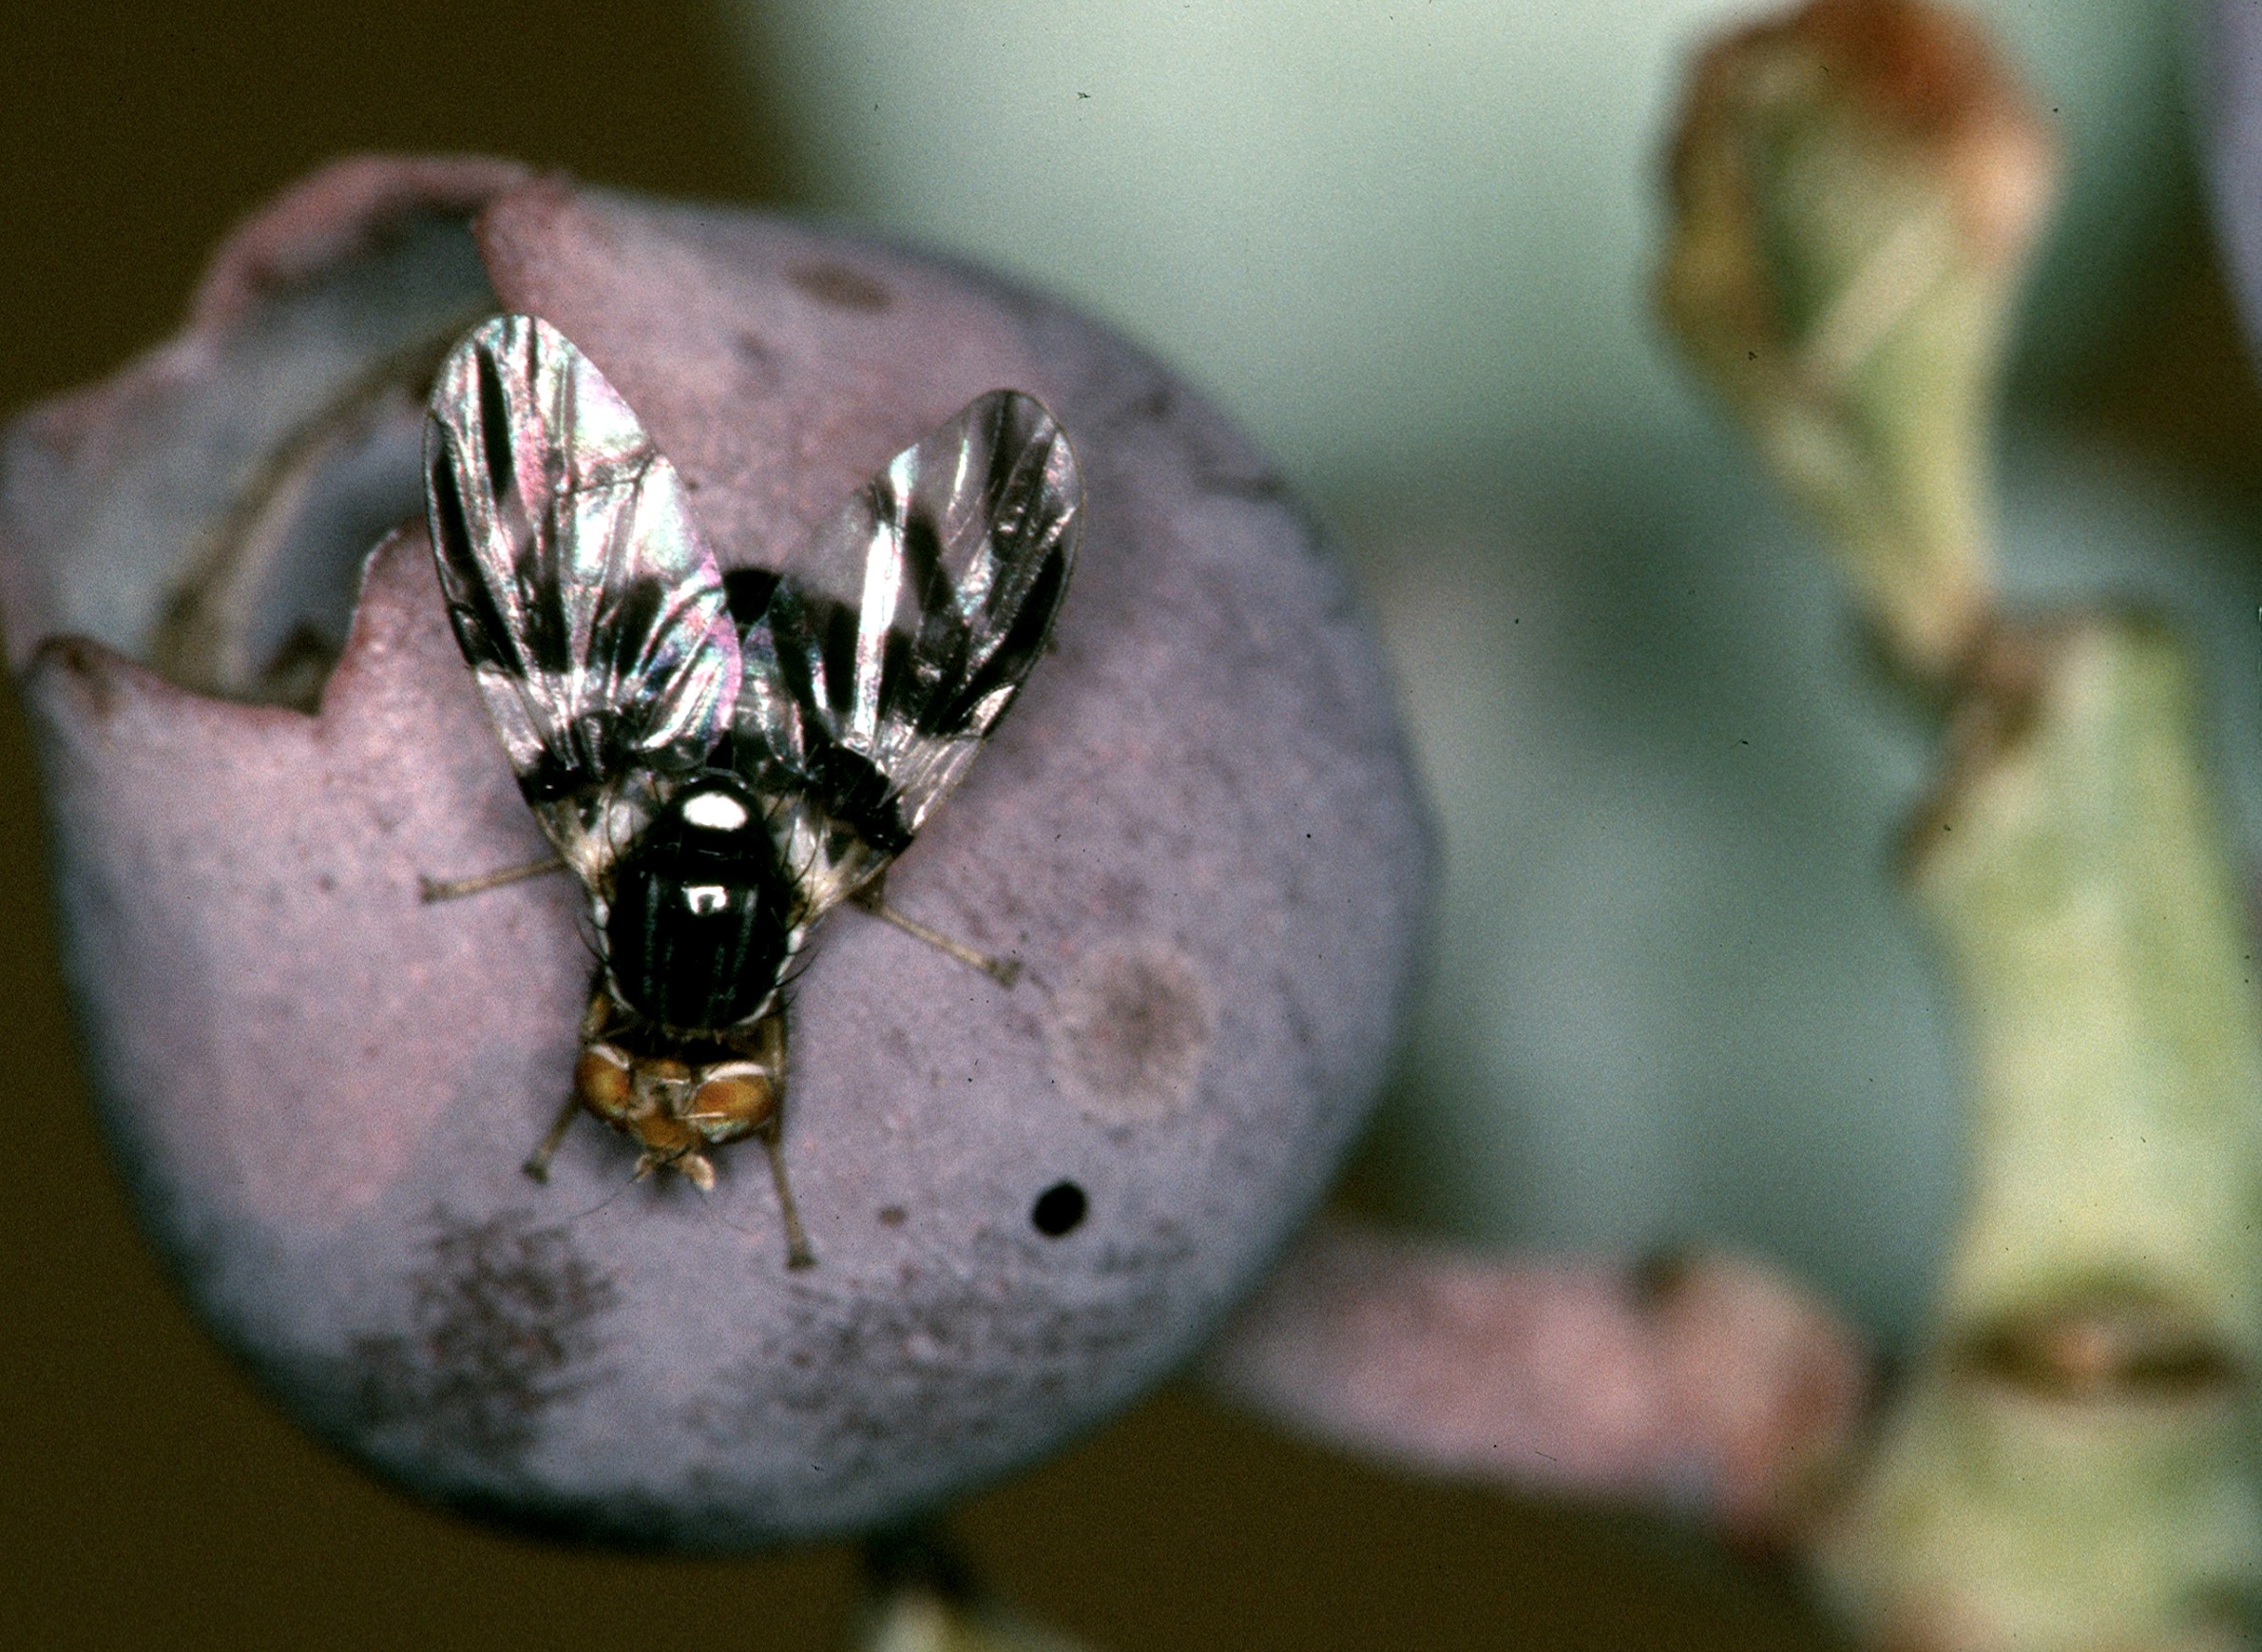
605,774,794,1031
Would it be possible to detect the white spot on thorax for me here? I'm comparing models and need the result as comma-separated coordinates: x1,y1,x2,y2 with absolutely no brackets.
681,789,750,832
683,883,730,915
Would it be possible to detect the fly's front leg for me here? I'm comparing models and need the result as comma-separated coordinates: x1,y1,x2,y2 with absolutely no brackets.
521,1094,584,1182
524,994,624,1181
745,1019,809,1273
757,1123,815,1271
419,855,566,903
851,874,1021,987
701,1015,812,1267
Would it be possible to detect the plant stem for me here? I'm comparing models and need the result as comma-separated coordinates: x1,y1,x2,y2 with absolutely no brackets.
1659,4,2262,1644
1815,616,2262,1647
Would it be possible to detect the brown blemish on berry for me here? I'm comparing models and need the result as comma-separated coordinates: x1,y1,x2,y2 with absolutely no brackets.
786,261,893,314
733,331,781,391
1049,940,1212,1123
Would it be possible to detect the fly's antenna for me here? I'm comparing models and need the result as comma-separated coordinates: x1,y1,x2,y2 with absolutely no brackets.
694,1166,812,1269
692,1179,760,1241
563,1170,641,1224
674,1117,814,1270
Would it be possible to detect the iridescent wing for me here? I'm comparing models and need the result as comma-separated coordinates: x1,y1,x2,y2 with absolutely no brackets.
730,390,1082,916
423,315,741,890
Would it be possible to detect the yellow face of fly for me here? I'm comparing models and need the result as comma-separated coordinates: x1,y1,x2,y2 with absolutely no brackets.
573,1041,780,1191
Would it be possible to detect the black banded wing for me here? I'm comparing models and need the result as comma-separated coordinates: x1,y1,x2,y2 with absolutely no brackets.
424,315,741,887
732,390,1081,915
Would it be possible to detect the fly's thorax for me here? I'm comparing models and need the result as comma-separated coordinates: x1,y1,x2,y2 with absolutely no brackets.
602,772,795,1031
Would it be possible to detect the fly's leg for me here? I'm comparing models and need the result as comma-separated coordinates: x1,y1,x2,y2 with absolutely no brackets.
759,1121,815,1270
700,1014,812,1267
851,875,1021,987
419,855,566,903
522,1094,583,1182
751,1013,813,1267
525,997,626,1181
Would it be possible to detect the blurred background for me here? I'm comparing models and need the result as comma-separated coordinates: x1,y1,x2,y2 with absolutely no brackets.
2,1,2256,1646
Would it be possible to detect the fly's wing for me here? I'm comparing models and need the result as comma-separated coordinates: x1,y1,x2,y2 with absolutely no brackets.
732,390,1081,916
424,315,741,890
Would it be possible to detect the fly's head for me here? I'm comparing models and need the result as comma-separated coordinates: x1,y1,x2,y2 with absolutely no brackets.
571,1041,781,1192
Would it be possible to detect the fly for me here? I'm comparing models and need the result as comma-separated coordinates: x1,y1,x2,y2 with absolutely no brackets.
420,315,1082,1267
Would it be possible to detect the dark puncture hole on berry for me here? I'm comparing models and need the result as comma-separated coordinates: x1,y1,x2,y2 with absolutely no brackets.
1030,1181,1088,1238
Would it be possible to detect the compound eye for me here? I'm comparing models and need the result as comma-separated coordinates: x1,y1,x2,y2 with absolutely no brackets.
685,1061,778,1141
574,1043,634,1123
